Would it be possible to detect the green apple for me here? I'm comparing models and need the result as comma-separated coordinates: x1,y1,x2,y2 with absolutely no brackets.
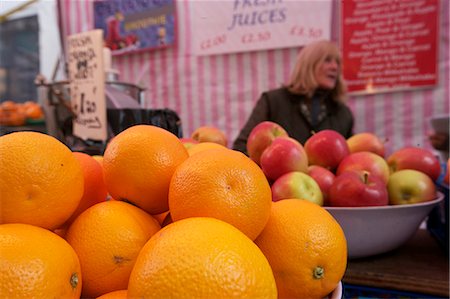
387,169,436,205
271,171,323,206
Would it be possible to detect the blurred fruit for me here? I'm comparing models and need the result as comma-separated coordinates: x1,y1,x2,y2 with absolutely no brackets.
254,199,347,299
169,148,272,240
304,130,350,170
65,201,161,298
444,158,449,185
103,125,189,214
128,217,277,299
91,155,104,165
63,152,108,225
23,101,44,119
96,290,127,299
271,171,323,205
336,151,390,185
308,165,335,205
329,171,388,207
260,136,308,181
180,137,199,150
246,121,288,165
347,132,385,157
388,169,437,205
187,141,226,156
387,146,441,181
0,132,84,229
0,223,82,298
191,126,228,146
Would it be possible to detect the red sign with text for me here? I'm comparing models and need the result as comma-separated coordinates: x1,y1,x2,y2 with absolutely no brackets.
341,0,439,94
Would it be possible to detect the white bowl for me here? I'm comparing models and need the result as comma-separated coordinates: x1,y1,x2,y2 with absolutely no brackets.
324,193,444,259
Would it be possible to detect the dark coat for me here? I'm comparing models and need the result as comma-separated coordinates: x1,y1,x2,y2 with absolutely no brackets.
232,87,354,154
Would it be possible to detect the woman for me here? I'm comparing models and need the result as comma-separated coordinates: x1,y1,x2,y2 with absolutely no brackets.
232,40,354,154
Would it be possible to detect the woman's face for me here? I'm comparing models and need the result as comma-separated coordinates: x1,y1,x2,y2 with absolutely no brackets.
314,55,339,90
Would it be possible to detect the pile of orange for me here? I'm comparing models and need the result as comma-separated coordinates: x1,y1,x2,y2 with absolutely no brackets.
0,125,347,298
0,100,44,126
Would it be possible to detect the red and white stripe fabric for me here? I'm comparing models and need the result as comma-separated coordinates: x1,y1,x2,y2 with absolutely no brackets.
58,0,449,157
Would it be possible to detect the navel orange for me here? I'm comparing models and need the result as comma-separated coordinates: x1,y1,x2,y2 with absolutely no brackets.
128,217,277,298
0,131,84,229
65,200,161,298
187,141,226,156
254,199,347,299
64,152,108,225
103,125,189,214
169,148,272,240
191,125,228,146
0,223,82,298
96,289,127,299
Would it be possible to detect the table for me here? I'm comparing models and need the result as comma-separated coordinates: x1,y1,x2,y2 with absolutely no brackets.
343,228,449,298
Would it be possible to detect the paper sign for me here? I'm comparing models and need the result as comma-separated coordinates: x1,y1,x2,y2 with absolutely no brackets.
67,29,107,141
191,0,332,56
341,0,439,94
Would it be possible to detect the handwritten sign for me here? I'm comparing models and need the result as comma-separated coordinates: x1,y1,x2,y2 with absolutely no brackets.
191,0,332,56
93,0,176,55
341,0,439,94
67,29,107,141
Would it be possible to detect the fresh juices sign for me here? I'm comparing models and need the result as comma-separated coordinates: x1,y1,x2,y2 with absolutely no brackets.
191,0,332,56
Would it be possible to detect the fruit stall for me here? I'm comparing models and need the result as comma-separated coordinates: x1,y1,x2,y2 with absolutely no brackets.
1,0,449,298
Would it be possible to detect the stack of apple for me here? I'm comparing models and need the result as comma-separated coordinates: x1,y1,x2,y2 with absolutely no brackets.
247,121,444,207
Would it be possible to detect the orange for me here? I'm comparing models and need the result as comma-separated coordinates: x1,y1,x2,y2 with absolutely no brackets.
63,152,108,226
0,223,82,298
128,217,277,298
65,200,160,298
169,148,272,240
191,126,228,146
152,210,169,225
0,131,84,229
187,141,226,156
96,290,127,299
254,199,347,299
23,101,44,119
103,125,189,214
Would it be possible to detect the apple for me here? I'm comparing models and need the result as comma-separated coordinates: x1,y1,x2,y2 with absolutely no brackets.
347,132,385,157
271,171,323,206
304,130,350,171
336,151,390,185
444,158,449,185
388,169,437,205
191,126,228,146
328,171,388,207
307,165,335,205
387,147,441,181
246,121,288,165
260,136,308,181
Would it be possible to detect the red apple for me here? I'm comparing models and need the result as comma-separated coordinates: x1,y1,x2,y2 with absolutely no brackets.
336,151,390,185
260,136,308,181
304,130,350,171
347,132,385,157
328,171,388,207
444,158,449,185
191,126,228,146
387,147,441,181
388,169,437,205
246,121,288,165
271,171,323,205
307,165,335,205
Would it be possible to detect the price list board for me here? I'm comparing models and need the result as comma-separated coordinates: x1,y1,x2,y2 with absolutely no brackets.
341,0,439,94
67,30,107,141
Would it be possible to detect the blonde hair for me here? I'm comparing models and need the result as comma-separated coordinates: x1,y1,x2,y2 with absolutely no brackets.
287,40,347,101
